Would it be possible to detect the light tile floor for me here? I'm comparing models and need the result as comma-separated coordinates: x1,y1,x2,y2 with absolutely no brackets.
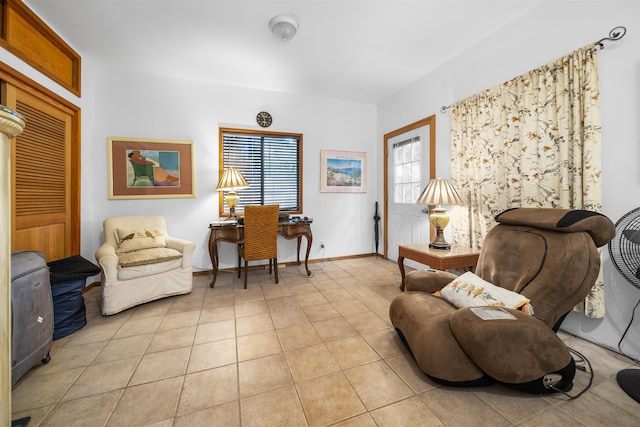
11,257,640,426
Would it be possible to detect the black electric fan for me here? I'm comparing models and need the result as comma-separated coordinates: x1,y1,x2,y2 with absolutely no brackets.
608,207,640,404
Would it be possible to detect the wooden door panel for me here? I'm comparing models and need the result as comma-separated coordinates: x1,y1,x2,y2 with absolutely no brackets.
13,222,66,261
4,83,76,262
383,116,436,259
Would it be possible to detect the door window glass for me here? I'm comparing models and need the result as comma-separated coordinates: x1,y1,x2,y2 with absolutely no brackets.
393,136,422,204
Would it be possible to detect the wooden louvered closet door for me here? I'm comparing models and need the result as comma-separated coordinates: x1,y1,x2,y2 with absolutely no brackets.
4,83,78,261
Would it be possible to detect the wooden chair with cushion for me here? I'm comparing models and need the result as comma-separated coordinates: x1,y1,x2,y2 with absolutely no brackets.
238,204,279,289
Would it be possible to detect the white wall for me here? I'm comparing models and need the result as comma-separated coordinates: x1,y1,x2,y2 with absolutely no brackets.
80,66,378,271
378,1,640,360
1,50,377,273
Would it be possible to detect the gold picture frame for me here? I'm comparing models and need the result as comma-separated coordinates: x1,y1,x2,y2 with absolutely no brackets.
320,149,367,193
107,137,196,199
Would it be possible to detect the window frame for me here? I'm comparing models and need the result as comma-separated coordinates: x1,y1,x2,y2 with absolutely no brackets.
219,127,303,217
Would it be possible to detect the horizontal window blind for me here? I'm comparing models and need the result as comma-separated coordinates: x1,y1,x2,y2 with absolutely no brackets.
221,130,301,214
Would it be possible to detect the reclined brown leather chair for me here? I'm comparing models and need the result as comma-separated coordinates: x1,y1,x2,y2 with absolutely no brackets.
389,208,615,393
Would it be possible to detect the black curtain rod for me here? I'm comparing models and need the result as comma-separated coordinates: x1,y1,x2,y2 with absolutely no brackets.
440,25,628,113
596,26,627,50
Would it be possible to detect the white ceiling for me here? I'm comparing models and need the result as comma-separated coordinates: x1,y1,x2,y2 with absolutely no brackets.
24,0,542,104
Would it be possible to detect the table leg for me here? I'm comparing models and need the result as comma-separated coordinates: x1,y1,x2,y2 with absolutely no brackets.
398,255,406,291
295,233,312,277
303,233,312,276
209,241,219,288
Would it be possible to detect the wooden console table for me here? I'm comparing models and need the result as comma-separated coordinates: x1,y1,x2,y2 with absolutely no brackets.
208,219,313,287
398,243,480,291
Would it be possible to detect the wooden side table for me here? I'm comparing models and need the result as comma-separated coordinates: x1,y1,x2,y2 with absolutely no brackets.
398,243,480,291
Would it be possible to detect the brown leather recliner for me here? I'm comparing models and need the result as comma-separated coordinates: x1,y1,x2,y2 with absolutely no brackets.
389,208,616,393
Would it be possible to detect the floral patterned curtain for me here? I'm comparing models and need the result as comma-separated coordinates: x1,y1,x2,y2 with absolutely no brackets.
449,43,605,317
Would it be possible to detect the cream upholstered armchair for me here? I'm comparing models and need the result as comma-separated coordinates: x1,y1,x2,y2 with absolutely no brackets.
95,215,195,315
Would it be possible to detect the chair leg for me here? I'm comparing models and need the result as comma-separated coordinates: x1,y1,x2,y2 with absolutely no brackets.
274,257,279,284
269,259,272,274
244,260,248,289
238,253,241,278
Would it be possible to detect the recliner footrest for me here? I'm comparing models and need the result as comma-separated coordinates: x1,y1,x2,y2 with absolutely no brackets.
450,307,575,393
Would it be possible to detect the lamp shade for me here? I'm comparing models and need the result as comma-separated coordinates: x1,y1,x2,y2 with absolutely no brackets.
416,177,463,205
216,167,249,191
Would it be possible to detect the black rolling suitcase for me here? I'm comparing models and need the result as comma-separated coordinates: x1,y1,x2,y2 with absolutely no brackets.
11,251,53,386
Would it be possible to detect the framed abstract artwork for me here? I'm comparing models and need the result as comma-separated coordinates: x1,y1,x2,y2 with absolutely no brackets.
107,137,196,199
320,150,367,193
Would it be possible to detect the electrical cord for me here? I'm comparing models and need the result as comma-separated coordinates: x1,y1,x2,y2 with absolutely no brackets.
549,347,593,399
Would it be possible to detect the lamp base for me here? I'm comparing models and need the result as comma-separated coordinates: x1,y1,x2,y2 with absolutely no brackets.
228,206,237,219
225,191,240,219
429,225,451,250
428,209,452,250
429,242,451,250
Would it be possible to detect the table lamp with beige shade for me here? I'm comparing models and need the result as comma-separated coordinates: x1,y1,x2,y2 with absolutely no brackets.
216,167,249,219
416,177,463,249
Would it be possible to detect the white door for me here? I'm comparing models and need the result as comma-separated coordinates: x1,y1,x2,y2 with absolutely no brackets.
387,124,432,268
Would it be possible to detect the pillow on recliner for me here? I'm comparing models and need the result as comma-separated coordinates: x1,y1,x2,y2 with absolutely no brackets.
114,228,167,253
436,272,533,314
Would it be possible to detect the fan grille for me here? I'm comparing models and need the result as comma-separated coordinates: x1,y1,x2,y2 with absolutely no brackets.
609,207,640,290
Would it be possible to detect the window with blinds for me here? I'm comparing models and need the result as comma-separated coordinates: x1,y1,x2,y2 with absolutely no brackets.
220,128,302,215
393,136,422,204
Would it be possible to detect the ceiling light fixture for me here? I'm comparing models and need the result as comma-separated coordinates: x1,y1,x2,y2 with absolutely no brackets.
269,15,299,41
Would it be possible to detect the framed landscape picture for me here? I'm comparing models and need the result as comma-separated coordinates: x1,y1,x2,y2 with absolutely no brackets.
107,137,196,199
320,150,367,193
